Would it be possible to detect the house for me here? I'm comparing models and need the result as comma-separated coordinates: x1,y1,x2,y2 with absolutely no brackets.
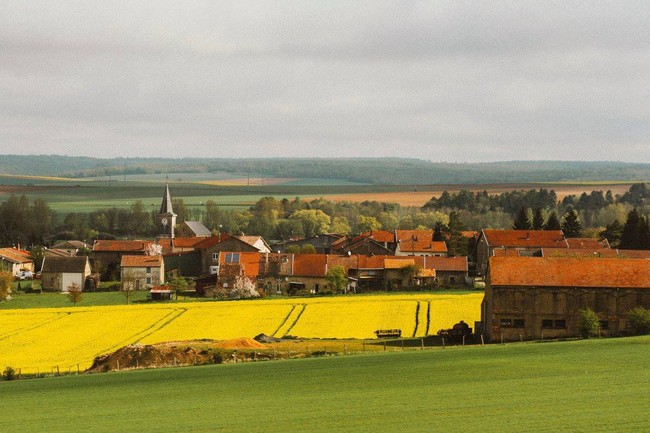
481,256,650,342
50,241,90,256
422,256,469,287
195,235,268,276
0,247,34,277
476,229,567,276
40,256,92,292
120,255,165,290
331,235,393,256
394,230,447,257
236,236,271,253
92,240,153,280
175,221,212,238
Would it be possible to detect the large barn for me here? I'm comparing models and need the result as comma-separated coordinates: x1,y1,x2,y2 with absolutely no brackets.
482,256,650,342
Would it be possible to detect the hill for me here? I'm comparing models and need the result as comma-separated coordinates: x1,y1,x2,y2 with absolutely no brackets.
1,155,649,184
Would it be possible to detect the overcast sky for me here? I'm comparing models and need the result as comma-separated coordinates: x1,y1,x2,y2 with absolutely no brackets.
1,1,649,162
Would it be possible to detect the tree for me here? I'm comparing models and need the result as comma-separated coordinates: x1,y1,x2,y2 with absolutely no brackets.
169,276,188,300
326,265,347,294
399,263,422,289
229,276,260,299
433,221,444,241
513,207,532,230
300,244,316,254
544,211,561,230
599,220,624,247
330,217,351,235
532,208,545,230
561,209,582,237
627,307,650,335
356,215,381,232
620,208,650,250
577,308,600,338
0,271,13,301
446,212,467,256
121,270,143,304
67,282,83,306
289,209,331,238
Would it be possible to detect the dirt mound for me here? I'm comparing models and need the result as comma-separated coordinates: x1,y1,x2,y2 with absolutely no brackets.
86,339,269,373
214,338,268,349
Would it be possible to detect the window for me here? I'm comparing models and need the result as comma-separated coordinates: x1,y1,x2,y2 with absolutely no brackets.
500,318,525,328
449,276,456,283
146,267,151,273
225,253,240,263
542,319,567,329
212,253,219,261
146,277,151,285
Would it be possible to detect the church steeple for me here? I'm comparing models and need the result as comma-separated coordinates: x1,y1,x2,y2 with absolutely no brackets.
156,182,177,238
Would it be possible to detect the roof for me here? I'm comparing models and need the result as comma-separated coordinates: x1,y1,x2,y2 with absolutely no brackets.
615,250,650,259
292,254,328,276
42,256,89,273
542,248,619,258
182,221,211,237
481,229,567,248
51,240,89,250
150,286,172,293
423,256,468,272
489,256,650,289
44,249,75,258
399,239,447,253
384,258,415,269
360,230,395,243
121,255,163,267
395,230,434,243
0,248,33,264
236,236,271,252
93,240,152,253
157,237,207,253
565,238,610,249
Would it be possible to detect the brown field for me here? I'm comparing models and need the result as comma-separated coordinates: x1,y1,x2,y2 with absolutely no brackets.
324,183,636,207
199,177,299,186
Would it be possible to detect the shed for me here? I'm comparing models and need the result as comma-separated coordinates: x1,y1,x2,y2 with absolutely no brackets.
41,256,92,292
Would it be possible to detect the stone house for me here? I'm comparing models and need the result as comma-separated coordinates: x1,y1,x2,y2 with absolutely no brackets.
40,256,92,292
120,255,165,290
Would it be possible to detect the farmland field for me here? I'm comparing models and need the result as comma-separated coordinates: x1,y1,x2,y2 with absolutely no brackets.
0,293,482,374
1,336,648,432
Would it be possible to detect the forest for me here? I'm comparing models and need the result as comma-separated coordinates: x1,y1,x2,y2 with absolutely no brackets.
1,183,648,251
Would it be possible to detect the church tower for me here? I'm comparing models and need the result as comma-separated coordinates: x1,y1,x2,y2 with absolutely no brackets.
156,183,177,238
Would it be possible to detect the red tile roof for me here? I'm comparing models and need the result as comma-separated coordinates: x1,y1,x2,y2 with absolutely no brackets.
93,240,152,252
482,229,567,248
120,255,163,267
395,230,433,243
399,239,447,253
194,235,231,250
489,256,650,289
360,230,395,243
565,238,610,249
0,248,33,263
422,256,468,272
542,248,619,258
614,250,650,259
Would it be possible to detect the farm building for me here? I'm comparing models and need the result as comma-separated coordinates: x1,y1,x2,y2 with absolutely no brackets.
395,230,448,257
0,247,34,277
93,240,153,280
120,255,165,290
40,256,92,292
482,256,650,342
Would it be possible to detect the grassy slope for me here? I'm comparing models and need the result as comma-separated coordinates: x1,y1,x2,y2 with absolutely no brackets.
1,336,648,433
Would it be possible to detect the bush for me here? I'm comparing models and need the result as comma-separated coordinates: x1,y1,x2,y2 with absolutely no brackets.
577,308,600,338
628,307,650,335
3,366,16,381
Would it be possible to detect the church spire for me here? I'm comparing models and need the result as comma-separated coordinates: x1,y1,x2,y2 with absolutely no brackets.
159,182,175,215
157,182,177,238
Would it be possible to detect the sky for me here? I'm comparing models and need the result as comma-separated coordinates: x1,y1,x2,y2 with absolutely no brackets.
1,1,649,162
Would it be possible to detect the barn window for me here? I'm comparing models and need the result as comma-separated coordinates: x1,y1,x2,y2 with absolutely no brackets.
449,276,456,283
500,318,512,327
542,319,554,328
554,320,567,329
212,253,219,261
225,253,240,263
513,319,525,328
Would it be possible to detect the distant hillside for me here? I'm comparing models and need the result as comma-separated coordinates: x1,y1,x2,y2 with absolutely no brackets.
0,155,649,185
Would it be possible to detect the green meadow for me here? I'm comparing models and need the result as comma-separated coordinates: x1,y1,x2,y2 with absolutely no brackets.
2,336,648,432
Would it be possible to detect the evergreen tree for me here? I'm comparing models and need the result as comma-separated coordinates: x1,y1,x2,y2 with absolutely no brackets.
446,211,467,256
532,208,545,230
512,207,532,230
561,209,582,238
620,208,650,250
544,211,561,230
600,220,624,247
433,221,444,241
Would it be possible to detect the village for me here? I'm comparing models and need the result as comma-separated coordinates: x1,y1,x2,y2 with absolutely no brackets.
2,183,648,344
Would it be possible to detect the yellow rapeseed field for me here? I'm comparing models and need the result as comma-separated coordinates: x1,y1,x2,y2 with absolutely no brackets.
0,293,482,373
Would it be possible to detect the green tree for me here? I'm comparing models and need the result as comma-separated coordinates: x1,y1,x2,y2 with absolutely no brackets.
620,208,650,250
446,211,467,256
169,276,188,300
399,263,422,289
357,215,381,233
513,207,532,230
577,308,600,338
290,209,331,238
300,244,316,254
561,209,582,237
330,217,351,235
129,200,153,236
599,220,624,247
627,307,650,335
325,265,347,294
532,208,545,230
544,211,562,230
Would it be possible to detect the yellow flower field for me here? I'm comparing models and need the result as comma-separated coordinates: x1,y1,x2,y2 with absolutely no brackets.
0,293,483,373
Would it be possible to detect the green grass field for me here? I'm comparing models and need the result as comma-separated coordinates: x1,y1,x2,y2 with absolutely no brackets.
1,336,648,432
